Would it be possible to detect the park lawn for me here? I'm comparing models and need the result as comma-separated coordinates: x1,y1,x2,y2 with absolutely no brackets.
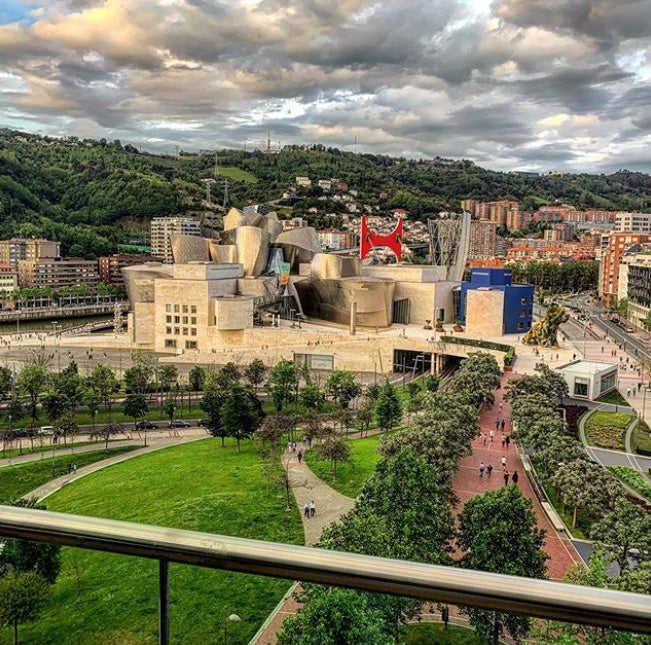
8,439,303,645
596,390,629,406
584,411,634,451
0,446,138,504
305,433,384,498
404,623,488,644
0,438,129,460
217,166,258,183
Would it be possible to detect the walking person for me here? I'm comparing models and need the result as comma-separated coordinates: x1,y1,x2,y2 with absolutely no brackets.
495,419,499,431
500,419,505,432
310,500,316,517
486,464,493,477
501,455,507,469
489,429,494,444
478,462,486,478
501,435,506,448
512,470,519,486
297,450,303,464
503,470,510,486
505,435,511,448
304,503,310,519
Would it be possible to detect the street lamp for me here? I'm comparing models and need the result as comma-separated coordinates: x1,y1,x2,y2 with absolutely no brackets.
223,613,241,645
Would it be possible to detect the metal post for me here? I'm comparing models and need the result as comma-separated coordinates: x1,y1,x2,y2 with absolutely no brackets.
159,559,169,645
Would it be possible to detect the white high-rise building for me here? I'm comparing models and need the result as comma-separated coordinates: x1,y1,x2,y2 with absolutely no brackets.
615,212,651,233
150,217,202,263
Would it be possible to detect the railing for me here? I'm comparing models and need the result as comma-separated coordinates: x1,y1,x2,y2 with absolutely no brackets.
0,505,649,645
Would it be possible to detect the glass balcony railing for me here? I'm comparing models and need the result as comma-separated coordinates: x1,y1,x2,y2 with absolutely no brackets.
0,504,649,644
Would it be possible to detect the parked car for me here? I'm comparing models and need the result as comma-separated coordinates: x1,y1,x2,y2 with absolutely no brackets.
169,419,191,428
135,421,159,430
198,418,209,427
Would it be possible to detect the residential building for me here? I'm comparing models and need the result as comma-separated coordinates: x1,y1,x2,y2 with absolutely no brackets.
599,232,651,307
151,217,202,264
99,254,153,287
615,212,651,233
618,250,651,328
318,229,358,251
468,220,497,259
506,209,531,231
0,238,60,267
295,176,311,188
18,257,100,289
544,223,576,242
0,264,18,293
318,180,332,191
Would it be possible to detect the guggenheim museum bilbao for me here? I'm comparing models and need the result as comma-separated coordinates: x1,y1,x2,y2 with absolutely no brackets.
123,209,533,374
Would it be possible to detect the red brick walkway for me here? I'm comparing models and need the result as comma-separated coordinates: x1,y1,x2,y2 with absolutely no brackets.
452,372,581,580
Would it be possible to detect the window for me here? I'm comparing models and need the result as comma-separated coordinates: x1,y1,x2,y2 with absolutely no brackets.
191,317,196,325
165,304,171,313
600,372,617,394
174,316,180,324
166,315,172,323
174,327,180,335
516,322,525,330
518,310,526,317
520,297,528,305
174,304,180,313
182,327,188,336
191,305,197,314
182,305,188,313
185,340,197,349
574,377,589,397
164,339,177,348
182,316,188,324
166,326,172,334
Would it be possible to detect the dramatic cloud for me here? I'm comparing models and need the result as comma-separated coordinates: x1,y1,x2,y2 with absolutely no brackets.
0,0,649,172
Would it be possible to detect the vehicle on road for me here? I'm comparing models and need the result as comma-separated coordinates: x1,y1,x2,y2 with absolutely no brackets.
169,420,191,428
135,421,159,430
198,418,209,427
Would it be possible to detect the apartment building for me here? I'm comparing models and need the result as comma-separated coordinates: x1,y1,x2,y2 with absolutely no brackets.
317,228,358,251
0,238,60,267
99,254,153,287
599,232,651,307
18,257,100,289
468,220,498,259
619,250,651,328
614,212,651,233
150,217,202,264
0,264,18,293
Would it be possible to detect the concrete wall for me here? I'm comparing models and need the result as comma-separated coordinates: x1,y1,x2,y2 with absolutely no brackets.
213,297,254,330
466,289,505,337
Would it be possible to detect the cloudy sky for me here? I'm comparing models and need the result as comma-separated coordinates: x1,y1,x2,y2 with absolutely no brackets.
1,0,650,173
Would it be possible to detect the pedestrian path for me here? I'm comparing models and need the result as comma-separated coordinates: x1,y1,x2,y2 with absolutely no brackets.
452,371,582,581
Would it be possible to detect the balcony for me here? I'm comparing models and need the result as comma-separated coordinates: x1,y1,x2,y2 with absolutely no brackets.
0,505,649,644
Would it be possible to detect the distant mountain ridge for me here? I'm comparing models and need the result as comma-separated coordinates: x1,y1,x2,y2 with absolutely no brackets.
1,129,650,256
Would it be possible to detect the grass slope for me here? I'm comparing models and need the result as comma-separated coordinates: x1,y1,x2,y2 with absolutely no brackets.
304,433,384,498
0,446,137,504
216,167,258,183
6,439,303,645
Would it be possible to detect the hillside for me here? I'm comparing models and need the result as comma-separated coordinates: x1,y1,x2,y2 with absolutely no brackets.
2,129,651,256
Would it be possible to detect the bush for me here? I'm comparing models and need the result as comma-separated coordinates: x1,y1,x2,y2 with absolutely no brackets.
585,425,626,450
608,466,651,500
563,405,588,440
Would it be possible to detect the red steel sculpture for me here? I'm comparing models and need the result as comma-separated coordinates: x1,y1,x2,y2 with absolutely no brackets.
360,216,403,262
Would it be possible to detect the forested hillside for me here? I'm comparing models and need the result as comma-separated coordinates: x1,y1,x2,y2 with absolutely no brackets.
2,129,651,256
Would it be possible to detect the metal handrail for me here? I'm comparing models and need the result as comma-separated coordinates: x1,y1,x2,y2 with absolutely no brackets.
0,505,649,639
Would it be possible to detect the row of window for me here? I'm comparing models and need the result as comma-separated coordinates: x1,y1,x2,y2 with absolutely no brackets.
165,304,197,314
165,327,197,336
164,339,197,349
166,316,197,325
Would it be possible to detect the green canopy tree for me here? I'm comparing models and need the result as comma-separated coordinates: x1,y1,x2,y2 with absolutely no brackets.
0,366,14,401
324,370,362,408
220,382,261,452
268,360,299,411
88,364,119,413
188,365,205,392
0,570,50,645
457,486,548,644
244,359,267,394
123,393,149,435
373,380,402,431
200,385,226,447
17,364,48,427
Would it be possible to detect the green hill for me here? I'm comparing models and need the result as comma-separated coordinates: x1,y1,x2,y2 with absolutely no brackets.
2,129,651,257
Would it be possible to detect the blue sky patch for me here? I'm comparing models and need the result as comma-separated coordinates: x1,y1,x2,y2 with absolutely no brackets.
0,1,38,26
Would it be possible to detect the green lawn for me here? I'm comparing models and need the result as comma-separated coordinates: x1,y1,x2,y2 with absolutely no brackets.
217,166,258,183
584,411,634,451
596,390,629,406
7,439,303,645
304,433,384,498
0,446,138,504
403,623,487,645
0,438,128,460
608,466,651,501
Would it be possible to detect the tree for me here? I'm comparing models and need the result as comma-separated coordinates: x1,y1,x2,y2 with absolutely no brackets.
201,386,226,446
374,380,402,431
457,486,548,644
0,366,13,401
54,411,78,447
88,364,119,413
220,383,260,452
268,360,299,411
0,571,50,645
157,364,178,392
315,436,350,481
356,398,374,437
17,364,48,427
277,587,392,645
551,459,621,528
124,352,153,395
123,394,148,428
162,398,177,426
188,365,205,392
590,499,651,573
299,383,325,411
41,390,67,426
244,359,267,393
91,421,124,451
214,362,241,390
324,370,362,408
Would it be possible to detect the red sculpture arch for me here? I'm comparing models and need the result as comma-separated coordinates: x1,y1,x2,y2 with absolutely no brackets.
360,216,403,262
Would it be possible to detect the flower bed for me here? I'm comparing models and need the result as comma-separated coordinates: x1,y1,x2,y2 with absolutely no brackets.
584,411,633,450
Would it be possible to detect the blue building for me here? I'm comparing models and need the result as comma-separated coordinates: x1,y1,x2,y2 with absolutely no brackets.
458,268,534,334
